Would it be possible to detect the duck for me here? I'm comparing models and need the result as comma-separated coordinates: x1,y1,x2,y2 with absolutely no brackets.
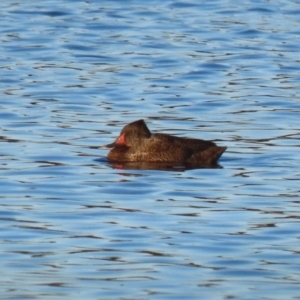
103,119,226,166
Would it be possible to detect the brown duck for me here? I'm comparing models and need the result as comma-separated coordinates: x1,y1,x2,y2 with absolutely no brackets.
104,119,226,166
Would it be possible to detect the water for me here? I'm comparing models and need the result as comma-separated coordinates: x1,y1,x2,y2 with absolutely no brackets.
1,0,300,299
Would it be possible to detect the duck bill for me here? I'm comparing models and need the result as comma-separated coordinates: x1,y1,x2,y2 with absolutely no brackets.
101,142,117,149
101,133,126,149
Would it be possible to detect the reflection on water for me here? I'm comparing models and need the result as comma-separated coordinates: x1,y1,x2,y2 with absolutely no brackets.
106,160,224,171
1,0,300,299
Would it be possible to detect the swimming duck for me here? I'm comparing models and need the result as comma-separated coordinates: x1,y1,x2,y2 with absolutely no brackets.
104,119,226,165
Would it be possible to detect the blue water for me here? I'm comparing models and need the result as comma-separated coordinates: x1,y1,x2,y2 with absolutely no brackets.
1,0,300,299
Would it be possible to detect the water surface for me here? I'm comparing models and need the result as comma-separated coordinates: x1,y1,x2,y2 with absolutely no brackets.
1,0,300,299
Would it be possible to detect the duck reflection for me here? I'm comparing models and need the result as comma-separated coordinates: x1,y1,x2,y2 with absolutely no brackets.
107,161,223,171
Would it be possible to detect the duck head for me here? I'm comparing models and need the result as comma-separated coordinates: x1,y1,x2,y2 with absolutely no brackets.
104,119,151,148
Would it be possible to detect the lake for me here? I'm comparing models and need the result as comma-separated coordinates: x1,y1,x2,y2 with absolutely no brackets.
1,0,300,299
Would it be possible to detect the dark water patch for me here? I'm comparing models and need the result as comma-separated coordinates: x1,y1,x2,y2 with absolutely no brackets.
9,10,70,17
248,7,275,13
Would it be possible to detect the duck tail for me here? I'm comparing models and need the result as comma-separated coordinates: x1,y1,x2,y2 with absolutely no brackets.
188,146,227,165
208,146,227,164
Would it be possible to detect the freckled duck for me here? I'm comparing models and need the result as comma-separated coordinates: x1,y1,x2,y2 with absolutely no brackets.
104,119,226,165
